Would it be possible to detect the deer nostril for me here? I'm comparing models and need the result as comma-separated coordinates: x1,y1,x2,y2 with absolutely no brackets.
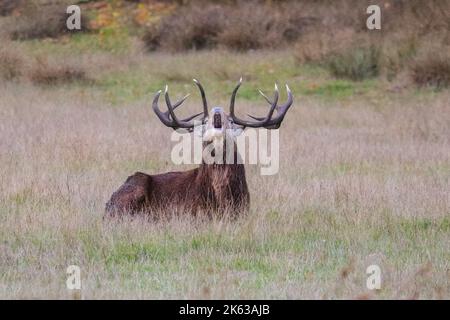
213,112,222,129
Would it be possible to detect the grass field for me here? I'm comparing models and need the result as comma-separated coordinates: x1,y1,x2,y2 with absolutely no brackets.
1,34,450,298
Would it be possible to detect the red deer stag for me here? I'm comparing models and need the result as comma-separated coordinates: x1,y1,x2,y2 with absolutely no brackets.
105,78,293,218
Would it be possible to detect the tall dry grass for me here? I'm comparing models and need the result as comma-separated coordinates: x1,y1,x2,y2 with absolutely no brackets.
0,56,449,298
0,0,449,299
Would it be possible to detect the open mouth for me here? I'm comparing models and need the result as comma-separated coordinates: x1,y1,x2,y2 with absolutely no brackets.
213,112,222,129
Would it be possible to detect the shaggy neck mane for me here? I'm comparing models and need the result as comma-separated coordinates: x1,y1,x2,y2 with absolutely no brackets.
195,139,248,211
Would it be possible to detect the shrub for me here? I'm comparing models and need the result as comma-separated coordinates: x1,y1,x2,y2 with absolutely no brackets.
142,1,315,52
144,4,226,51
141,25,161,52
410,49,450,89
379,34,418,80
326,45,381,81
294,28,356,64
29,58,89,86
218,2,285,51
8,3,86,40
0,0,22,16
291,0,449,83
0,43,24,81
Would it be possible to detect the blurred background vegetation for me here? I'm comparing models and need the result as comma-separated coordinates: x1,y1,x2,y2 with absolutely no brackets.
0,0,449,102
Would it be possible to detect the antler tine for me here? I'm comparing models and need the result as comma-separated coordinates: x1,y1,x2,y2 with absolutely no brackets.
172,93,190,110
193,79,208,117
270,84,293,120
152,90,175,127
247,114,264,121
229,77,243,119
248,86,279,121
277,84,293,112
164,85,196,129
182,111,204,122
259,84,293,128
258,89,272,105
166,93,195,122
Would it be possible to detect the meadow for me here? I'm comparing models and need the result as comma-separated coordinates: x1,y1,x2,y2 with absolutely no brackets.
0,0,449,299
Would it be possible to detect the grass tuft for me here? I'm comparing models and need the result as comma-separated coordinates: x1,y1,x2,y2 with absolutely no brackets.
326,45,381,81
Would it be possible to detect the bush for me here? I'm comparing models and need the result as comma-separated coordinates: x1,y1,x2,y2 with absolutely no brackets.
294,28,357,64
29,58,89,86
379,34,418,80
0,0,22,16
0,43,24,81
410,49,450,89
142,1,316,52
291,0,450,83
218,2,297,51
7,3,86,40
144,4,225,51
0,44,90,85
326,45,381,81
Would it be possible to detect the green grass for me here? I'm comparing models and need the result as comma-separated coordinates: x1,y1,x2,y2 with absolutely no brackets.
302,80,355,99
22,32,133,57
93,59,378,105
14,33,384,106
96,70,164,105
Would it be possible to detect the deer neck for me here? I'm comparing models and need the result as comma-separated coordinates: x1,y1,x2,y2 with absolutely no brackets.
194,137,249,210
200,136,242,166
198,139,245,185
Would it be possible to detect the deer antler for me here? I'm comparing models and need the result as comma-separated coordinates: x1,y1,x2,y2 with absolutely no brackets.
229,78,293,129
193,78,209,118
152,79,210,131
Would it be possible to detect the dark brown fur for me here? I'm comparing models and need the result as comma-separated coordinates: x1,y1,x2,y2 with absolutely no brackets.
105,141,250,218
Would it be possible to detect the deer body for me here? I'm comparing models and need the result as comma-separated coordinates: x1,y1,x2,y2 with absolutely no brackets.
105,79,292,218
105,161,249,217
